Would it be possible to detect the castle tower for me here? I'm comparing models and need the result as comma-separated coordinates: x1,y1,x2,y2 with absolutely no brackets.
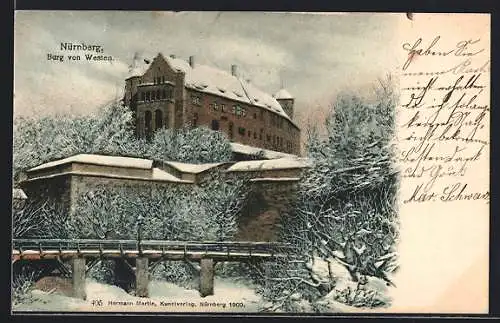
274,88,295,119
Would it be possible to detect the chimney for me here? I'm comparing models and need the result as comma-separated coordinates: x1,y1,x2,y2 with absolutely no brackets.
231,64,238,77
170,54,176,59
189,55,195,68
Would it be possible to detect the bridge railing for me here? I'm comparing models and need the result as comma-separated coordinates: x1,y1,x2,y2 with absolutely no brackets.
12,239,295,255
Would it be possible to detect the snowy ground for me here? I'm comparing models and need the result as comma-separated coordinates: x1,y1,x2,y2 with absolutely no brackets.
311,257,393,313
13,257,393,313
13,277,263,312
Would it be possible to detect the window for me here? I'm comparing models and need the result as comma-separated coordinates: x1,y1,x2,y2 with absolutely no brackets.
221,104,226,112
162,89,166,99
162,76,165,83
144,111,152,140
156,90,161,100
192,95,201,106
166,87,173,99
267,134,271,142
211,120,219,131
146,91,151,101
260,129,264,140
233,105,246,117
155,110,163,130
213,102,219,111
141,92,145,101
238,127,246,136
254,132,257,139
228,122,234,140
248,131,251,137
193,113,198,127
152,91,156,101
253,113,257,119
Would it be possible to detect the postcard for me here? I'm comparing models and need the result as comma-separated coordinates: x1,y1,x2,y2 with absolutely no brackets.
12,11,490,314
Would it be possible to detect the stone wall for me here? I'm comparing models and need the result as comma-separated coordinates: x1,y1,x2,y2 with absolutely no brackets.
21,175,73,213
20,160,304,242
68,175,190,216
236,179,299,241
21,173,190,217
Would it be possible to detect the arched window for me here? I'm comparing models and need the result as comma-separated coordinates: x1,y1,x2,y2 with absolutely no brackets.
228,122,234,140
156,90,161,100
162,89,166,99
192,113,198,127
211,120,220,131
155,110,163,130
145,111,152,140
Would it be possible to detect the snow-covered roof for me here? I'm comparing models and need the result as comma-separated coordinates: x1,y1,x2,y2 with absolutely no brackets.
273,88,294,100
162,161,225,174
24,154,192,184
28,154,153,172
168,56,293,121
22,170,192,184
126,65,149,79
230,142,298,160
129,54,297,125
228,158,311,172
151,168,190,182
12,188,27,200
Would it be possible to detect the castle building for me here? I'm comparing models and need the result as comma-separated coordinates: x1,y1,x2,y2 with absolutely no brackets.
123,53,301,155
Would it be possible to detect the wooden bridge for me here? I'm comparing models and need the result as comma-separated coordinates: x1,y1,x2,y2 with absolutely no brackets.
12,239,291,300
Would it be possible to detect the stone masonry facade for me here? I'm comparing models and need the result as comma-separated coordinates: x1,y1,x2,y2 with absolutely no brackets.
20,155,307,242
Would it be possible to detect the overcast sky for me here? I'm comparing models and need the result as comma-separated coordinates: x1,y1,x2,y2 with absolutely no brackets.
14,11,402,118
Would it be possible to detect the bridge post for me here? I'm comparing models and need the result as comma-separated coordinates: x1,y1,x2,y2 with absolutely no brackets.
135,257,149,297
71,257,86,300
199,258,214,297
